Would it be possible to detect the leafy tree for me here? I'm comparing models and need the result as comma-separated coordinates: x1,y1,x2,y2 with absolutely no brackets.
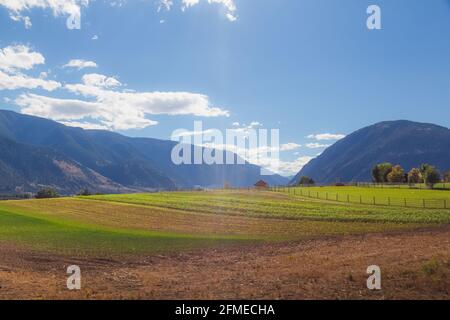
444,171,450,183
423,166,441,187
298,176,315,185
372,162,393,183
371,165,380,182
35,187,60,199
407,168,422,184
419,164,432,178
387,165,405,183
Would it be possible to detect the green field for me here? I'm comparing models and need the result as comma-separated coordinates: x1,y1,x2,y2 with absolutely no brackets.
277,186,450,209
358,183,450,190
0,205,251,256
0,188,449,257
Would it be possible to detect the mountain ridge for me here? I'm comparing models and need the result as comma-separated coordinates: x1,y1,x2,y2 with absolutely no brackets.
292,120,450,184
0,110,288,194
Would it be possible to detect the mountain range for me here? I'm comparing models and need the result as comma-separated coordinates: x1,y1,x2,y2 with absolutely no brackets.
292,120,450,184
0,110,287,194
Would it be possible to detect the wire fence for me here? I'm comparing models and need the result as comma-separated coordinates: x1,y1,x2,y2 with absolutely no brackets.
355,182,450,190
270,186,450,209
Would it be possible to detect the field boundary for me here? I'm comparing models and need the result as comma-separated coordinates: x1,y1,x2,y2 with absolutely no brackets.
270,186,450,209
355,182,450,190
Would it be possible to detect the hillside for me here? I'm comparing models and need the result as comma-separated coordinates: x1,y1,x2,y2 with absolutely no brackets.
292,120,450,184
0,110,287,194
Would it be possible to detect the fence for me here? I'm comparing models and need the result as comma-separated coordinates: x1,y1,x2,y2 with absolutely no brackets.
270,186,449,209
356,182,450,190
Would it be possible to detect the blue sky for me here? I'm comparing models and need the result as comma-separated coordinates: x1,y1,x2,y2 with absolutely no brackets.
1,0,450,175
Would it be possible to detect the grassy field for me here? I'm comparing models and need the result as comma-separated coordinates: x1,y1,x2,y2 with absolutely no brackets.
0,205,252,256
0,188,449,257
0,188,449,299
357,183,450,190
277,186,450,208
291,186,450,199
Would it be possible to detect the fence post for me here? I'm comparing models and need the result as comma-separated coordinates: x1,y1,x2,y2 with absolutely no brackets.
404,198,407,207
373,196,376,205
423,199,425,208
388,197,390,206
347,194,350,203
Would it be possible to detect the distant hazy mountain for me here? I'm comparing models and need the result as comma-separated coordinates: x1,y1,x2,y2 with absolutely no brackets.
292,120,450,184
0,110,287,194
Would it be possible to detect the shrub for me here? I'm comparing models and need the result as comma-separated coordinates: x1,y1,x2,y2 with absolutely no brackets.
423,166,441,187
35,187,60,199
421,258,441,276
298,176,315,185
407,168,422,184
372,162,393,183
387,165,405,183
419,163,432,178
444,171,450,183
77,188,92,196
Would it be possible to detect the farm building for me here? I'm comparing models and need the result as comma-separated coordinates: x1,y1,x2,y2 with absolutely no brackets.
254,180,269,189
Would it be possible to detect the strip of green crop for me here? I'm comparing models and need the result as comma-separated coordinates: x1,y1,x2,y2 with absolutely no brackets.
0,206,256,256
87,192,450,224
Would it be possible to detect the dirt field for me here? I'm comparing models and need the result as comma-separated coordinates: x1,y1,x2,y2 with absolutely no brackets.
1,225,449,300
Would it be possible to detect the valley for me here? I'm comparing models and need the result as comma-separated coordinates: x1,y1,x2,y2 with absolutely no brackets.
0,189,448,299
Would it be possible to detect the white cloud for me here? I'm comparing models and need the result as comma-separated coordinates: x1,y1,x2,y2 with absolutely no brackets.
181,0,199,9
307,133,346,141
280,143,301,151
305,142,330,149
1,0,236,27
0,45,61,91
158,0,173,11
226,121,263,135
63,59,98,70
65,78,228,116
15,92,158,130
226,12,237,21
59,120,109,130
0,70,61,91
164,0,237,21
91,35,98,40
198,139,304,176
109,1,127,8
81,73,121,88
0,45,45,73
275,156,314,176
0,0,89,27
207,0,237,21
15,72,229,130
9,13,32,28
16,93,99,118
3,44,227,131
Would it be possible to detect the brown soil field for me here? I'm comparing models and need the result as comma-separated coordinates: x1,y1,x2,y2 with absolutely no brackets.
0,225,449,300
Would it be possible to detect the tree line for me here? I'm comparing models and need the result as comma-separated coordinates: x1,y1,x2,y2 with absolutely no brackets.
372,163,450,186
